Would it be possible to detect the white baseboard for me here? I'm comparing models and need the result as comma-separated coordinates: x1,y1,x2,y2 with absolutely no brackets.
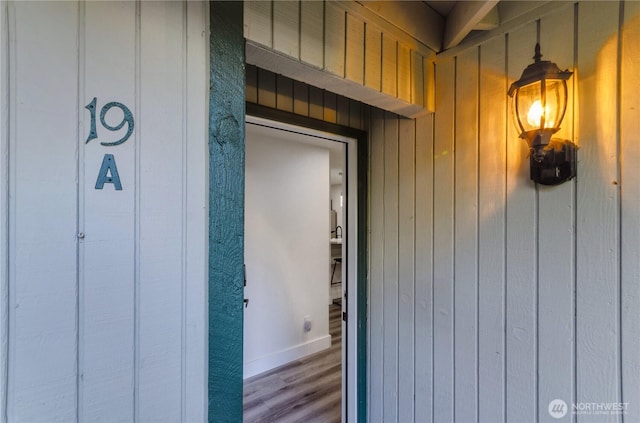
243,334,332,379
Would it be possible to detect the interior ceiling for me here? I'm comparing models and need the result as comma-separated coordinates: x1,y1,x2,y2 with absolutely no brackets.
246,122,345,186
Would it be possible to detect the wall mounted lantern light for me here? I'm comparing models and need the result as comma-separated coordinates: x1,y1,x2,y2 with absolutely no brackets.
508,43,576,185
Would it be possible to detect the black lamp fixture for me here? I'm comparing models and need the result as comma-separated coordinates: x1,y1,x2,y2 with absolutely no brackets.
508,43,576,185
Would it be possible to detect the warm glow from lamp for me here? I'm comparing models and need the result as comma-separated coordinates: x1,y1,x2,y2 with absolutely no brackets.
526,100,556,128
527,100,543,127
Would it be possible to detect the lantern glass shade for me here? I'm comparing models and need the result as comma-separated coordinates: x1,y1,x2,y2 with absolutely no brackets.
508,43,576,185
511,78,568,139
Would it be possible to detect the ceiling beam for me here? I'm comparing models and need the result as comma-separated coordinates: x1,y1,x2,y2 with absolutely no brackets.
443,0,500,50
474,5,500,31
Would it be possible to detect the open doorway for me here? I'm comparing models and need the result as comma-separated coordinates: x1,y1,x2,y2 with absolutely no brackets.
242,116,355,422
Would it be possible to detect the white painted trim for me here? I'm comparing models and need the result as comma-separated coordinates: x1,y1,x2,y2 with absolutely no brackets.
245,115,360,423
246,41,432,118
243,335,332,380
246,115,354,145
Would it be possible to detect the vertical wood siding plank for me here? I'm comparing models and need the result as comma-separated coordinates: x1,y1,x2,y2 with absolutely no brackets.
505,22,537,423
323,90,337,123
273,1,299,59
138,3,185,420
411,51,425,108
620,2,640,421
364,25,382,92
346,14,365,85
246,64,258,104
453,47,479,423
397,43,411,103
244,0,272,48
382,113,399,423
81,2,136,420
349,99,362,131
257,67,276,109
0,0,8,417
276,74,294,113
10,2,79,420
538,7,576,422
336,95,349,127
576,2,621,420
368,107,385,423
397,117,416,423
425,56,436,113
382,34,397,98
414,113,434,423
308,85,324,121
184,1,208,420
300,1,323,68
432,58,455,423
293,80,310,116
478,35,506,423
324,2,345,77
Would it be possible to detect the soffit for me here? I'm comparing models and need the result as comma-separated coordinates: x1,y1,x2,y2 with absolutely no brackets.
359,1,515,52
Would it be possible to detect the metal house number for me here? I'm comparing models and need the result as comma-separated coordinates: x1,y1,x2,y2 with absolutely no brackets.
85,97,134,191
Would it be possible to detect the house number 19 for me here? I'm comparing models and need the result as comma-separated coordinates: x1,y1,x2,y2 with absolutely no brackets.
85,97,134,191
85,97,134,146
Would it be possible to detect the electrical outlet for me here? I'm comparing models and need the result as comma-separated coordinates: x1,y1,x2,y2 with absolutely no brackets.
303,316,312,332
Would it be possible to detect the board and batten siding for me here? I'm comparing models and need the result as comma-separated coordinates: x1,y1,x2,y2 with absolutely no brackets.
368,1,640,422
246,64,368,132
244,0,435,118
0,2,208,421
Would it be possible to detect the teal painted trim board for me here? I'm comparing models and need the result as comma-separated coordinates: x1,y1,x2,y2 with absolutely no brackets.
357,127,368,423
208,1,245,422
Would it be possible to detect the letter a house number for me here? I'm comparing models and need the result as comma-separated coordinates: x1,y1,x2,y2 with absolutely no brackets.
85,97,134,190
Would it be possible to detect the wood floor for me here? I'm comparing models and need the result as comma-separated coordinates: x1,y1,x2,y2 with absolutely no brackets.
243,304,342,423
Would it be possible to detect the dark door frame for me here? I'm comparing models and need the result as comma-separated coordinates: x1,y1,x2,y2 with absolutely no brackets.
207,2,367,421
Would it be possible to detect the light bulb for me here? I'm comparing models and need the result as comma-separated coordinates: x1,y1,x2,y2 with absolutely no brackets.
527,100,555,128
527,100,543,127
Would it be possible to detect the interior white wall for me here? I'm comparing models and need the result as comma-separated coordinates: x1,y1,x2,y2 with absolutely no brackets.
244,125,331,379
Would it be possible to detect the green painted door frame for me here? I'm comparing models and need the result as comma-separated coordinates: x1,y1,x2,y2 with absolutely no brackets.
208,1,245,421
207,2,367,421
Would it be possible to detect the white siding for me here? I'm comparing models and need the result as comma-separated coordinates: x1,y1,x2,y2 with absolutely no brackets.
0,0,8,418
367,1,640,422
620,0,640,417
1,1,208,421
244,0,436,118
248,5,640,412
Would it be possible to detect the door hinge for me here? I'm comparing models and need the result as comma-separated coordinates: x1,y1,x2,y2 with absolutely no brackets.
342,312,347,322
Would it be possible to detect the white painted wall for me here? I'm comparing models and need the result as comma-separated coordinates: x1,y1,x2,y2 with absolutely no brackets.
243,123,331,379
0,1,208,421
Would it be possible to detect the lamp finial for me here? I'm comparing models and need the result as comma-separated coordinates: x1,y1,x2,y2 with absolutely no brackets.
533,43,542,62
